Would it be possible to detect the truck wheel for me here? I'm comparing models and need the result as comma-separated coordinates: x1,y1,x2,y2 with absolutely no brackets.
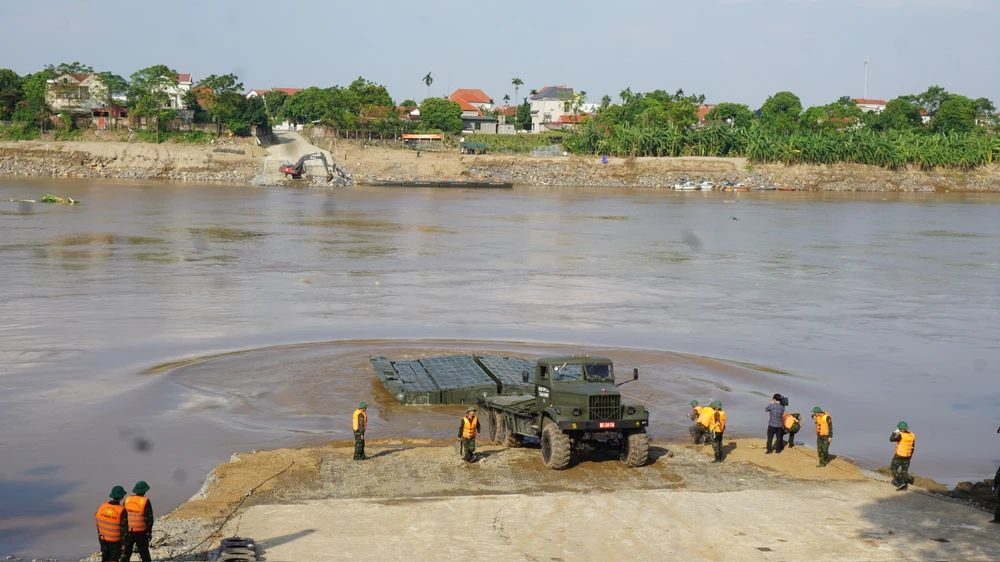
620,432,649,467
486,409,499,444
541,423,571,470
499,415,523,448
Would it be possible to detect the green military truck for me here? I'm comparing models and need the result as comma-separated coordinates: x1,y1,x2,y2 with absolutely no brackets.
370,352,649,469
478,355,649,470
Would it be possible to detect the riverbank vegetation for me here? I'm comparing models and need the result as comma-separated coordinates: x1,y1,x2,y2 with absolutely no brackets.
561,89,1000,171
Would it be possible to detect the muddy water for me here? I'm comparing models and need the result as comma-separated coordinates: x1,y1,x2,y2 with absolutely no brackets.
1,177,999,557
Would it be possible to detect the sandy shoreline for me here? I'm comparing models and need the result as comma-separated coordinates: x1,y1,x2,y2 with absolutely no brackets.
95,437,999,561
2,136,1000,192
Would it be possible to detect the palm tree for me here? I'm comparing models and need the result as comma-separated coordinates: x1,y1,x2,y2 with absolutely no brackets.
503,94,511,107
601,95,612,110
512,77,523,106
620,87,633,105
423,72,433,100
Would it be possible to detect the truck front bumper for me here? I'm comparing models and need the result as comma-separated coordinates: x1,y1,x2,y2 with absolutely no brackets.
558,419,648,431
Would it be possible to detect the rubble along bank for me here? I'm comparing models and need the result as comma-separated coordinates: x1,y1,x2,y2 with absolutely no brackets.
0,140,266,184
86,437,998,561
311,137,1000,192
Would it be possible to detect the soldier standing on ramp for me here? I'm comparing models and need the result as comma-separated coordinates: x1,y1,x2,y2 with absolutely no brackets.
708,400,726,463
120,480,153,562
812,407,832,467
94,485,127,562
458,406,481,463
353,402,368,461
889,421,916,490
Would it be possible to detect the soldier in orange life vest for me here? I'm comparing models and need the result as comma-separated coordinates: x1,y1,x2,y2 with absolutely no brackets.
120,480,153,562
458,406,480,463
782,412,801,449
95,485,128,562
812,407,832,467
688,400,711,444
353,402,368,461
889,421,915,491
708,400,726,463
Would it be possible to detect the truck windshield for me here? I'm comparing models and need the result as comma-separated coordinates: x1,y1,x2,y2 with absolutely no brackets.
585,364,613,380
551,364,583,382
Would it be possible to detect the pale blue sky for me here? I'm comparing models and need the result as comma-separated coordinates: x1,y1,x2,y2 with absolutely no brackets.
2,0,997,109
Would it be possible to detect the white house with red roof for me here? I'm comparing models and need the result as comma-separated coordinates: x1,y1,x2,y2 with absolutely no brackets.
46,74,109,114
449,89,493,117
853,98,888,114
161,73,194,109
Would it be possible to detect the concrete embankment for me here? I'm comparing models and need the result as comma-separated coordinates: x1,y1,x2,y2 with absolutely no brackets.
125,438,999,561
0,139,265,184
310,136,1000,192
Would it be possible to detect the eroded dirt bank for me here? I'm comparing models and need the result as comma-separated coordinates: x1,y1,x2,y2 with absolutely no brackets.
128,438,999,561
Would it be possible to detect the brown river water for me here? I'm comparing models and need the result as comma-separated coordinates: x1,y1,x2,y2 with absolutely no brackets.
1,177,998,557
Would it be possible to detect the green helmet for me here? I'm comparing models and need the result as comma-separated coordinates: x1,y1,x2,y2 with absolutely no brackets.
690,400,699,407
467,406,478,413
897,421,909,430
710,400,722,408
132,481,150,494
109,486,126,499
812,407,823,414
358,402,368,409
792,412,801,418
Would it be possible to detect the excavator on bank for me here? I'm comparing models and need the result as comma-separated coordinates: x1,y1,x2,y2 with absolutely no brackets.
279,153,334,182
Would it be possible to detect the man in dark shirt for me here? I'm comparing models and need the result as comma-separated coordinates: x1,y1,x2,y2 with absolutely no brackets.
765,394,786,454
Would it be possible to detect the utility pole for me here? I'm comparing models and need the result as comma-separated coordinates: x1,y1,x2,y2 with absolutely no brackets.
863,57,870,99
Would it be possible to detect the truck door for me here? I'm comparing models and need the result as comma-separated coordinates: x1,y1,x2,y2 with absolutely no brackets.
536,365,552,409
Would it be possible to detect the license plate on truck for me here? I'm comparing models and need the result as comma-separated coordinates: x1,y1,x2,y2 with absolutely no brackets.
599,422,615,428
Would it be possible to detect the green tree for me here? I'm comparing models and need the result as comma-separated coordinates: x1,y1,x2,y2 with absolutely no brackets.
400,99,417,107
97,72,128,104
423,72,433,100
128,65,178,142
516,99,531,131
704,102,755,128
263,90,289,120
503,94,510,107
419,97,462,133
14,70,56,129
870,98,923,132
973,97,996,124
600,94,612,110
348,77,393,108
760,91,802,134
279,87,330,126
932,95,976,134
196,73,245,135
0,69,23,120
512,77,523,106
667,98,698,129
182,89,201,111
227,96,267,136
43,62,94,76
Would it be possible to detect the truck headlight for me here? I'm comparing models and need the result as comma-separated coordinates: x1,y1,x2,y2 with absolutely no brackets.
626,407,636,415
572,408,581,417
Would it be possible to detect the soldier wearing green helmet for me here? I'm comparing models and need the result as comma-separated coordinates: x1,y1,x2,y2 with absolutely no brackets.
890,421,916,490
688,400,711,445
812,407,833,467
708,400,726,463
457,406,481,463
353,402,368,461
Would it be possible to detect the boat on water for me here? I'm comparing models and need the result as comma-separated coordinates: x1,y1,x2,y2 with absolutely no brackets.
777,187,797,192
697,181,716,190
673,182,699,190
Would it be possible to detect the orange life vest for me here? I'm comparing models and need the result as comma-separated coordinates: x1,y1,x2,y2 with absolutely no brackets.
95,502,125,542
814,413,830,436
783,413,797,430
124,495,149,532
895,431,915,457
696,406,715,428
710,410,726,433
353,409,367,432
462,415,478,439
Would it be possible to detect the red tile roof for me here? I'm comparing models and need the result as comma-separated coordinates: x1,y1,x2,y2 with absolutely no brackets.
497,106,518,116
68,74,92,82
272,88,303,96
697,104,717,121
454,99,480,112
853,98,887,105
248,89,269,96
450,89,491,104
177,74,192,83
558,114,588,124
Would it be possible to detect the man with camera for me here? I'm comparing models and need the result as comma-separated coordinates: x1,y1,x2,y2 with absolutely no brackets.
765,394,788,454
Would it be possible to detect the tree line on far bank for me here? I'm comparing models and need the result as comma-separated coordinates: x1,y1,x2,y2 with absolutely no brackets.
559,88,1000,171
0,63,269,141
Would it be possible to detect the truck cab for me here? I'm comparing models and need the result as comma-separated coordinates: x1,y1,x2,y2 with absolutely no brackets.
534,355,648,434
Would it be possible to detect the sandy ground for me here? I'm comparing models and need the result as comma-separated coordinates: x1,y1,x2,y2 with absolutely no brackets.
150,438,999,561
0,138,265,170
260,132,338,182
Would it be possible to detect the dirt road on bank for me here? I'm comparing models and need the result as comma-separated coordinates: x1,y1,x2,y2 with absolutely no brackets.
149,438,999,561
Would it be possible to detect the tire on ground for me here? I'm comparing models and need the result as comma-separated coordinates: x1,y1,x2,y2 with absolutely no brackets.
541,421,572,470
486,409,499,444
499,414,523,448
620,431,649,467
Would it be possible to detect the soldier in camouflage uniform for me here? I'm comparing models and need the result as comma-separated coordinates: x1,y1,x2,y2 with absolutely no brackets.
458,406,480,463
889,421,915,491
352,402,368,461
811,407,832,467
708,400,726,463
